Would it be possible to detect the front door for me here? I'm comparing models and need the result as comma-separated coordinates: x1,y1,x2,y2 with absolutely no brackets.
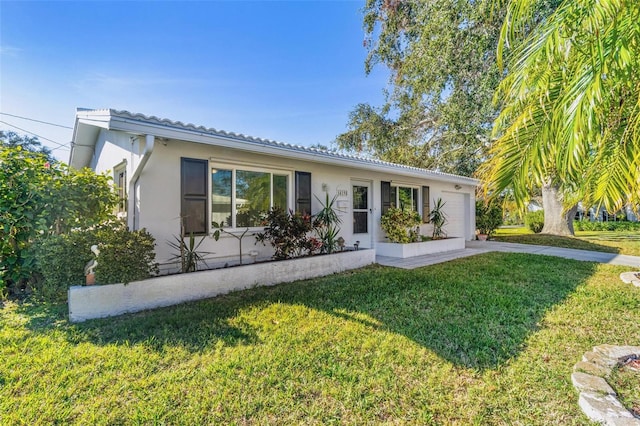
352,182,371,248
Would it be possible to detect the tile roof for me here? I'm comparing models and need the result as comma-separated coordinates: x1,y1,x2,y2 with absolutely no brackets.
79,108,479,184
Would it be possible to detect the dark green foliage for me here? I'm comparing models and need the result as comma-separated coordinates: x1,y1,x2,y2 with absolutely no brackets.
380,207,421,243
95,225,158,284
33,223,158,301
255,207,317,260
33,232,98,302
574,220,640,232
476,198,504,236
1,141,117,295
525,210,545,233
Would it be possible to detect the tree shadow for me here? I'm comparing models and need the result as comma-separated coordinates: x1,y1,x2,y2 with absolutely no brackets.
15,252,596,369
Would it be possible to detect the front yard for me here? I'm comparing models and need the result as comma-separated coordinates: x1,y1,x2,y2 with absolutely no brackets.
1,253,639,424
494,227,640,256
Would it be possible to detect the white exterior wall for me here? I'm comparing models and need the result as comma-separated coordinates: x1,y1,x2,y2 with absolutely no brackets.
94,132,476,272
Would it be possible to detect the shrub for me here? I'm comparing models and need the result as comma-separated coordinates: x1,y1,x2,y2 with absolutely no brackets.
381,207,421,243
94,224,158,285
0,144,117,295
525,210,544,233
574,220,640,232
34,223,158,301
475,199,504,236
255,207,316,260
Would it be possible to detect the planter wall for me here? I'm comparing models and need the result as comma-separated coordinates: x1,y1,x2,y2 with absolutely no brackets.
69,249,375,322
375,237,465,258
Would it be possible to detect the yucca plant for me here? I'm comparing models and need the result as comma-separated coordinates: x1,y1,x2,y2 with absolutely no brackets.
429,198,448,240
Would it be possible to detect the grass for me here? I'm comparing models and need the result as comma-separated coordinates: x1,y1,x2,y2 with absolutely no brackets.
1,253,639,424
493,227,640,256
610,363,640,419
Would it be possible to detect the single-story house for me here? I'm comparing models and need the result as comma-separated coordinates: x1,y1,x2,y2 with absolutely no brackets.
69,108,478,272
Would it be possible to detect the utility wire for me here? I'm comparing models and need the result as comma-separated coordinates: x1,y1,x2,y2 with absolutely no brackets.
0,112,73,129
0,120,70,150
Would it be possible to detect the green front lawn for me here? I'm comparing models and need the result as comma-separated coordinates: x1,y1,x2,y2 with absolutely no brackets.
494,227,640,256
2,253,638,424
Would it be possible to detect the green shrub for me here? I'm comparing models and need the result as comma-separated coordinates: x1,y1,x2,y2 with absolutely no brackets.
525,210,544,233
381,207,421,243
95,224,158,284
34,223,158,301
476,199,504,236
574,220,640,232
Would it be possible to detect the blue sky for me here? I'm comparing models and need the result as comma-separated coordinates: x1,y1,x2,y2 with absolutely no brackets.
0,0,388,161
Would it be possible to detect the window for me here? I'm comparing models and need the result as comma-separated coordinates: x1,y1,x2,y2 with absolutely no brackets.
113,162,127,215
211,166,290,228
390,185,419,211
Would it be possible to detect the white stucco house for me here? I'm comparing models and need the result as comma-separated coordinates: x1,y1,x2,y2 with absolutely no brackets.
69,108,478,272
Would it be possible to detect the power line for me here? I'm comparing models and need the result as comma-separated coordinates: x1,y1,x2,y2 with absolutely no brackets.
0,112,73,129
0,120,70,150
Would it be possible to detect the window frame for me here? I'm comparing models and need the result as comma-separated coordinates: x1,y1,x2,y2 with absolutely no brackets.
210,162,292,230
113,160,127,217
390,184,420,213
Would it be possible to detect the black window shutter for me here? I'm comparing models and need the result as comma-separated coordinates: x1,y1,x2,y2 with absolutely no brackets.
381,181,391,215
422,186,430,223
181,157,208,235
295,171,311,215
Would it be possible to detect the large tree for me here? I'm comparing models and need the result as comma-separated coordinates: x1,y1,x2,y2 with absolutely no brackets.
480,0,640,235
336,0,508,176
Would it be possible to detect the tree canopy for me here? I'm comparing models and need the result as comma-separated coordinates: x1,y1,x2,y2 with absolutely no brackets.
480,0,640,232
336,0,508,176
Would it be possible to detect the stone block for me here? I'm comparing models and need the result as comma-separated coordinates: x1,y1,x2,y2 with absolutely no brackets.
578,392,640,426
574,360,610,377
572,372,616,395
594,345,640,361
583,350,618,369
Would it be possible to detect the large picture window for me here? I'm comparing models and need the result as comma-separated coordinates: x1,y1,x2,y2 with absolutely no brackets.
212,166,289,228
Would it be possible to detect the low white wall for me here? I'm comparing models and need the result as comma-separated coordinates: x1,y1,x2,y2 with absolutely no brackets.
376,237,465,258
68,249,375,322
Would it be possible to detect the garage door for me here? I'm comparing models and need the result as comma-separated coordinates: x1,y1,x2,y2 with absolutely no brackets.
440,192,466,238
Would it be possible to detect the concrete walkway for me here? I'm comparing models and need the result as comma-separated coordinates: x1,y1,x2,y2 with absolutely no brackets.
376,240,640,269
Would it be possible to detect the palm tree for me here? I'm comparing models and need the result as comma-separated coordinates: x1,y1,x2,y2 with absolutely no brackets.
479,0,640,235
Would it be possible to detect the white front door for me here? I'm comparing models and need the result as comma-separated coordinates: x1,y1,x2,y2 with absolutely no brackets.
352,181,372,248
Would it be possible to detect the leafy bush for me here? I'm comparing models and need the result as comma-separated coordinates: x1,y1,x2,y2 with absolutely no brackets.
255,207,316,260
0,143,117,295
476,199,504,236
574,220,640,232
380,207,421,243
34,223,158,301
93,224,158,285
525,210,544,233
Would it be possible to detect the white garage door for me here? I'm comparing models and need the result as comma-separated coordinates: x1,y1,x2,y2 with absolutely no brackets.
440,192,467,238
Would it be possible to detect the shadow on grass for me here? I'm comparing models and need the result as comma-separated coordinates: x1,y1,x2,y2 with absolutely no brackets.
16,252,597,369
493,233,620,254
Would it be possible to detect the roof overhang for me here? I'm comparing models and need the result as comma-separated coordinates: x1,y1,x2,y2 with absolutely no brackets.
69,108,479,186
